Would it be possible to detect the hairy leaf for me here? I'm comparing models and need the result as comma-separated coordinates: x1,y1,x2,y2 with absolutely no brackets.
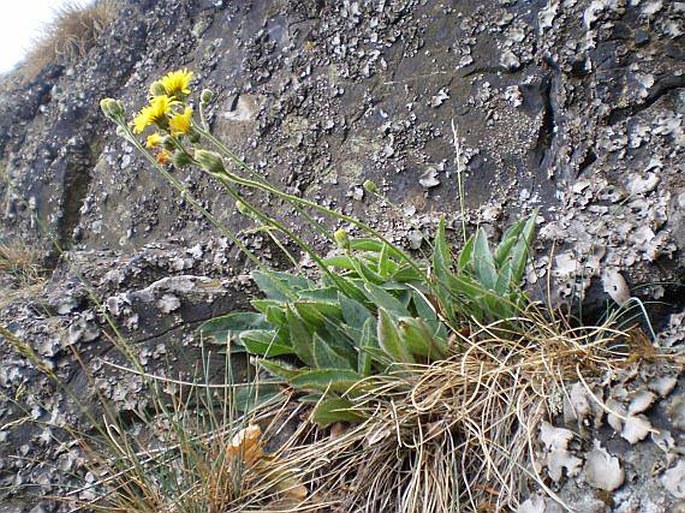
312,397,365,427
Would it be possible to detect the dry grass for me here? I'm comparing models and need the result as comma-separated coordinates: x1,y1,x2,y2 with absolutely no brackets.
52,307,669,513
0,239,43,289
22,0,119,79
250,308,662,513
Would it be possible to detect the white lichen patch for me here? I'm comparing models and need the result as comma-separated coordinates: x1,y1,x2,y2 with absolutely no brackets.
584,441,624,491
621,414,653,444
668,396,685,431
540,421,583,482
517,494,546,513
661,459,685,499
628,390,657,415
158,293,181,314
648,375,677,397
601,268,630,304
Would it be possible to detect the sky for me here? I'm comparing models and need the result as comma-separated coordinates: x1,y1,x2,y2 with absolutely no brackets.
0,0,92,73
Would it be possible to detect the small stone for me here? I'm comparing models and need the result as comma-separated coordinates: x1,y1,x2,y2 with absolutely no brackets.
634,28,649,46
407,230,424,250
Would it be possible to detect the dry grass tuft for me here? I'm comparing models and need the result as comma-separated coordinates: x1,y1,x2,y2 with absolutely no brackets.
0,239,43,289
22,0,119,79
259,308,658,513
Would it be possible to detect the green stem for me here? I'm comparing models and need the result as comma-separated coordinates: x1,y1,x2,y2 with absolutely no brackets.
120,127,267,273
193,127,424,278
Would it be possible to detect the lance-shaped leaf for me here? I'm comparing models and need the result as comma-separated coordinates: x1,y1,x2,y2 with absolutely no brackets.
239,329,294,357
252,270,313,301
286,305,315,367
313,332,353,370
358,317,378,376
289,369,363,393
200,312,270,343
398,317,448,360
377,307,415,364
312,397,365,427
472,228,497,290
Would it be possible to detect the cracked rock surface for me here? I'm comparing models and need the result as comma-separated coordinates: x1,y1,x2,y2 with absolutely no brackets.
0,0,683,511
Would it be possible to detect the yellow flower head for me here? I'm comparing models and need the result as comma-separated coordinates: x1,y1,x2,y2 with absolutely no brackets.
145,132,164,148
132,95,175,134
169,106,193,136
159,69,194,99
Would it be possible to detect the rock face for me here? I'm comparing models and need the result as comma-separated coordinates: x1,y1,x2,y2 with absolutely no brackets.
0,0,682,511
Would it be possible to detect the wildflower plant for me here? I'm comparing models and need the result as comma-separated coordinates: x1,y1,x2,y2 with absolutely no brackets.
97,70,650,512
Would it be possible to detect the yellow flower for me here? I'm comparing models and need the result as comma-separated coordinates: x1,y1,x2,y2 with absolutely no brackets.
145,132,164,148
132,95,175,134
169,106,193,136
159,69,194,99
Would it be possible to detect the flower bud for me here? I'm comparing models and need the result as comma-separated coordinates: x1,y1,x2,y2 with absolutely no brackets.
149,81,167,97
162,137,176,151
362,179,378,194
172,151,193,168
200,89,213,104
100,98,124,120
188,129,201,144
334,228,351,251
194,149,226,174
235,199,250,216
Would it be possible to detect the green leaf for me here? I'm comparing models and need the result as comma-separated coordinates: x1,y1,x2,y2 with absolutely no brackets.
510,214,537,286
398,317,448,360
377,307,415,364
433,217,454,283
493,218,525,267
312,398,365,427
377,243,393,278
239,329,294,357
252,271,313,301
410,290,437,321
494,261,514,296
286,306,315,366
233,382,282,413
299,287,340,302
323,255,357,270
357,317,377,376
364,283,410,317
201,312,269,336
457,234,475,271
339,293,373,332
313,333,353,369
289,369,363,393
350,256,385,284
472,228,497,290
392,264,425,283
258,359,302,381
251,300,287,328
294,300,342,328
